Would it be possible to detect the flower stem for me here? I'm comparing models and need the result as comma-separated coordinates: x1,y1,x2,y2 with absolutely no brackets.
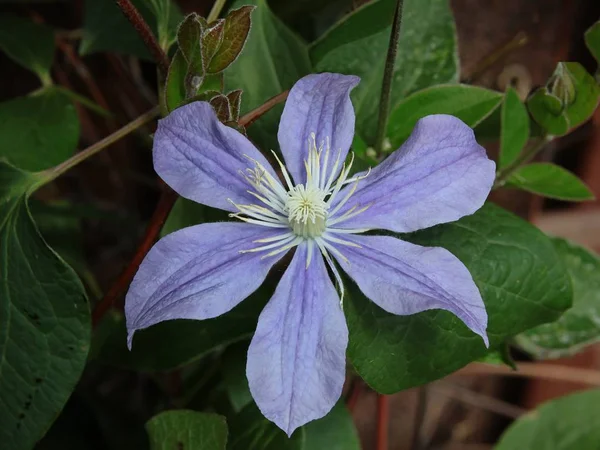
92,186,178,327
115,0,170,76
38,106,160,187
374,0,404,157
494,135,552,188
238,90,289,128
376,394,389,450
207,0,228,22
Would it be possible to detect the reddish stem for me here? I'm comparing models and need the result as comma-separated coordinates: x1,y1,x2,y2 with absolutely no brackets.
239,91,289,128
115,0,170,76
376,394,389,450
346,379,362,412
91,187,177,326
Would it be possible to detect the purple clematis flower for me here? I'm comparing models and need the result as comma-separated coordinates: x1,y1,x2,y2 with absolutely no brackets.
126,73,495,435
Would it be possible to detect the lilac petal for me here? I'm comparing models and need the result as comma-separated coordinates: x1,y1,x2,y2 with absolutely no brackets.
331,115,495,233
336,233,488,345
277,73,360,184
153,101,278,212
247,243,348,436
125,222,287,347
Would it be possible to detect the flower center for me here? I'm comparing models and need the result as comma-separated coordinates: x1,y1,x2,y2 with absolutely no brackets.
286,184,328,238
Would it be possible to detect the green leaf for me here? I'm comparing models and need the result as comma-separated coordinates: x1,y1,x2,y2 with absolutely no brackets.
0,162,90,449
203,19,226,65
499,87,530,168
224,0,311,151
80,0,182,59
93,281,273,371
161,198,228,237
164,50,188,113
495,389,600,449
386,85,503,147
0,14,54,84
146,410,227,450
227,403,305,449
312,0,459,144
527,62,600,136
303,403,360,450
208,6,255,74
346,203,572,393
507,163,595,201
584,21,600,65
0,87,80,171
517,239,600,359
144,0,182,50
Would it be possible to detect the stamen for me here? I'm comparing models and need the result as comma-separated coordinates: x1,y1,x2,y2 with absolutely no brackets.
316,238,345,306
240,234,296,253
322,233,362,248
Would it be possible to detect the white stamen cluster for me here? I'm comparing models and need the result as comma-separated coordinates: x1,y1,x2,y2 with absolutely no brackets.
229,133,370,274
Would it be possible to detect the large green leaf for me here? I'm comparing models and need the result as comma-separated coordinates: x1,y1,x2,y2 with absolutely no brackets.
0,14,55,84
517,239,600,359
312,0,459,144
495,389,600,449
0,162,90,449
507,163,595,201
79,0,182,59
499,87,529,169
386,85,503,147
224,0,311,151
346,203,572,393
93,281,275,371
0,87,79,171
146,410,227,450
303,403,360,450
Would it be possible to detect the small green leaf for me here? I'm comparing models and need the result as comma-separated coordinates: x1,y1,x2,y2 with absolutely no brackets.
312,0,459,144
177,13,205,62
93,281,273,371
528,62,600,136
208,6,255,74
526,88,569,136
499,87,530,168
144,0,182,49
0,14,54,83
585,20,600,65
210,94,233,122
0,87,80,171
346,203,572,393
227,90,243,121
164,50,187,113
203,19,226,64
495,390,600,449
146,410,227,450
303,403,360,450
80,0,182,59
507,163,595,201
0,162,90,449
227,403,305,449
386,85,503,147
224,0,311,151
517,239,600,359
161,198,227,237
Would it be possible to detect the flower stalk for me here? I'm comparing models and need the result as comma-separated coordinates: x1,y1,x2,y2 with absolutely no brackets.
494,135,553,188
374,0,404,157
115,0,170,76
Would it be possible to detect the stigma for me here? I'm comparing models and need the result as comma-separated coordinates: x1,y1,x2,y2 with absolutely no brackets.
229,132,370,263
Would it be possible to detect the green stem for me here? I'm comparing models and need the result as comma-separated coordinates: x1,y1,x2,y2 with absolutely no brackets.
207,0,228,22
494,135,552,188
37,106,160,187
374,0,404,157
